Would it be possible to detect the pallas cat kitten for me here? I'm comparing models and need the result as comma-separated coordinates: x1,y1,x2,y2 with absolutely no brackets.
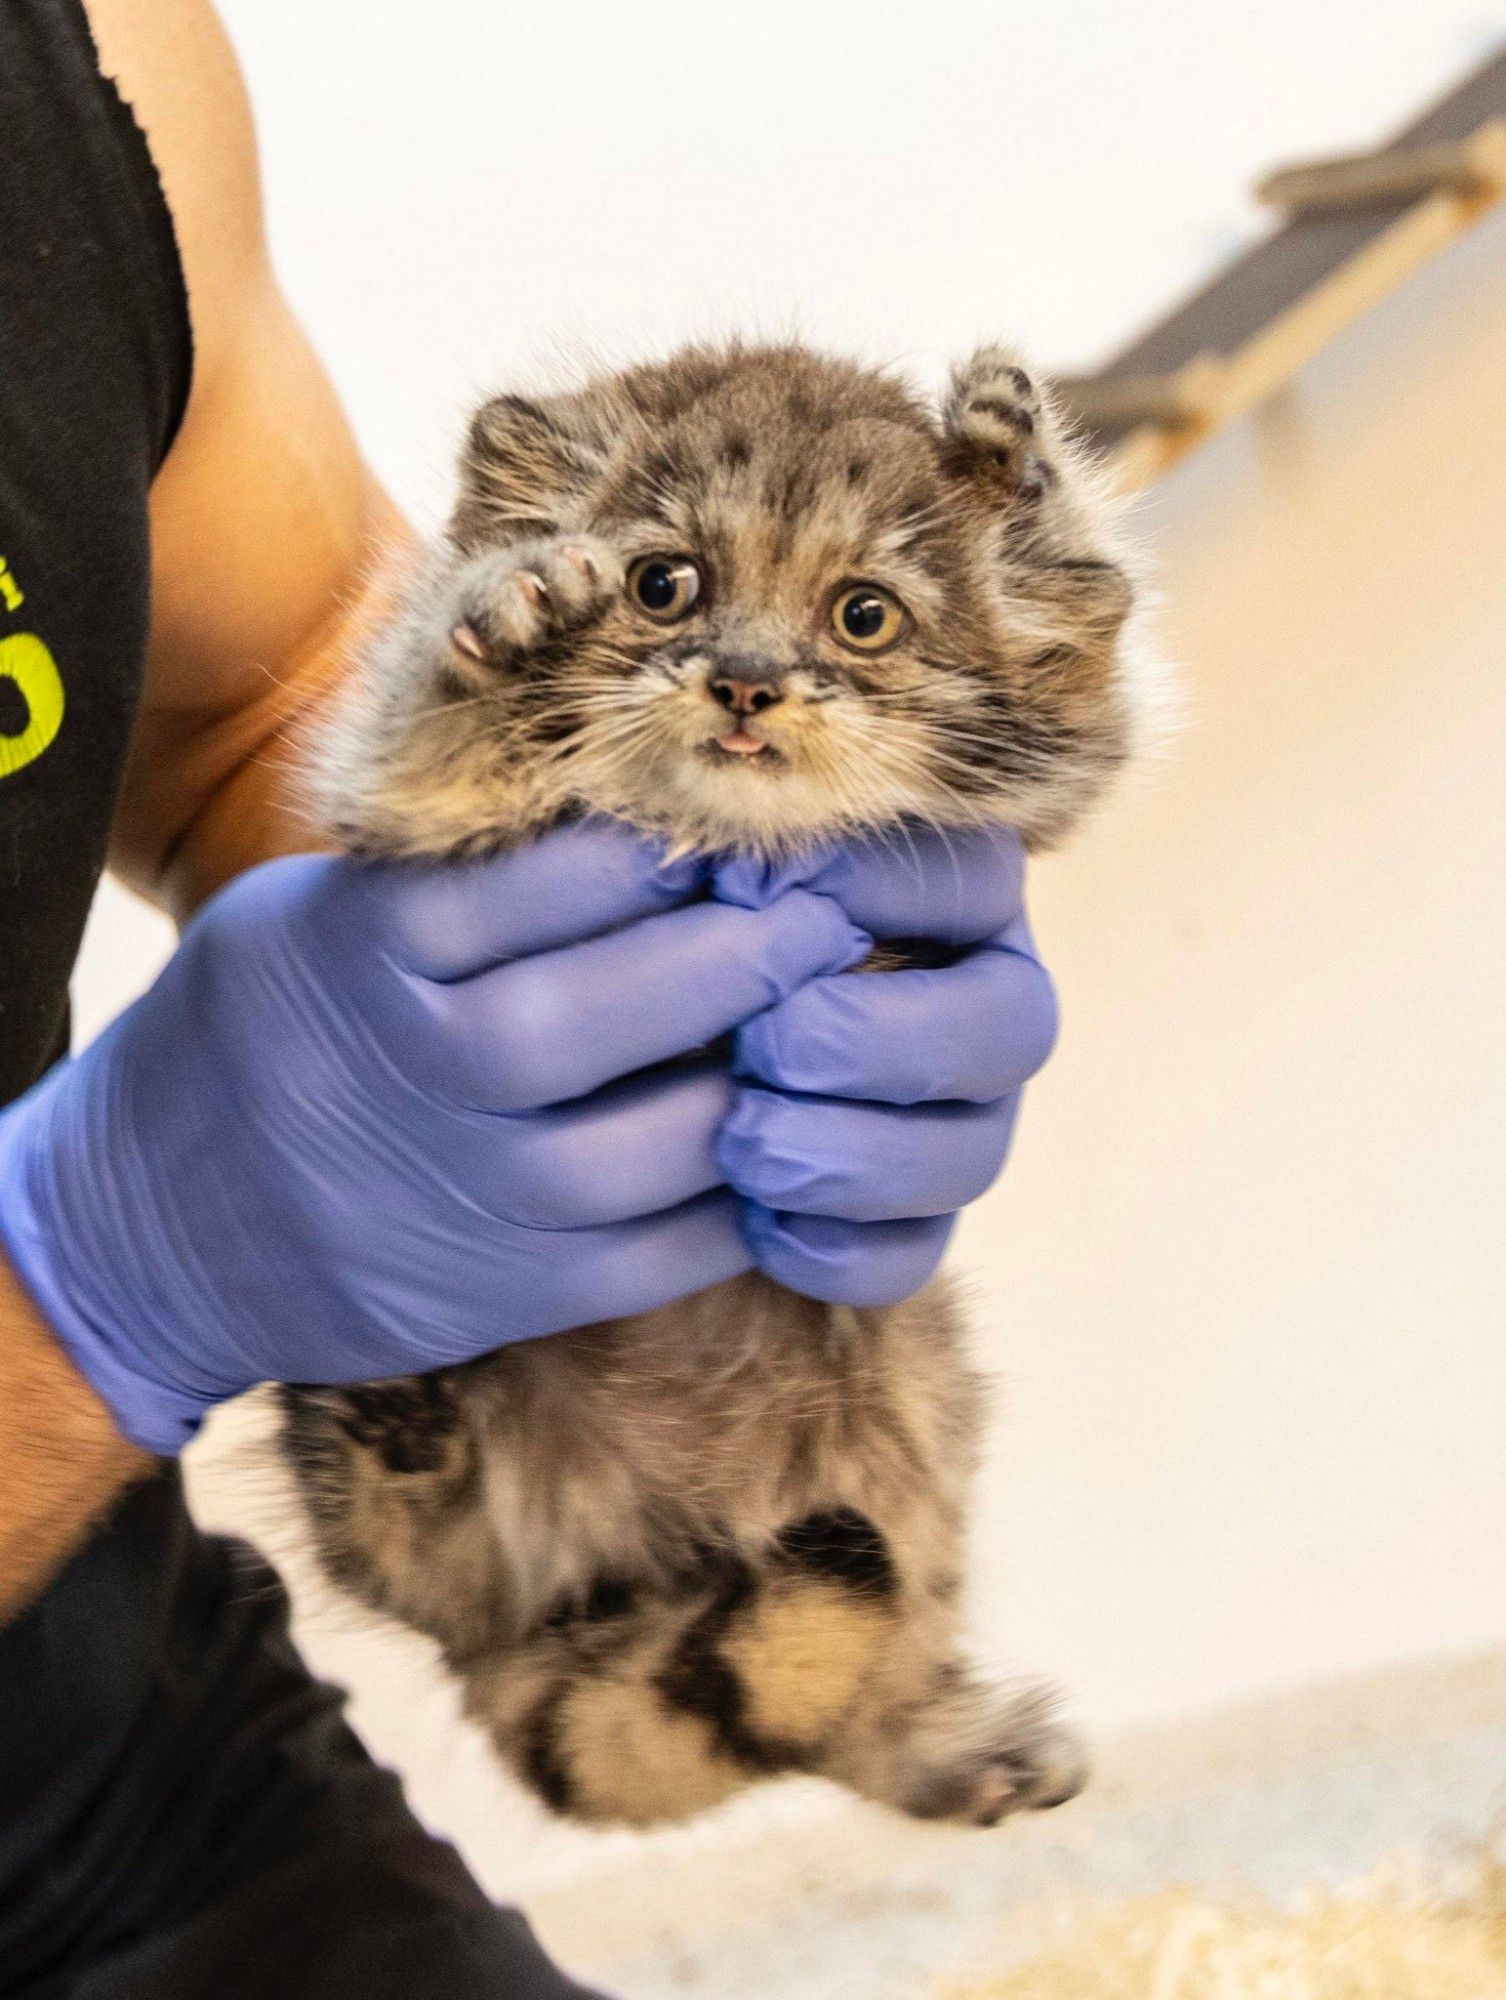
282,342,1145,1830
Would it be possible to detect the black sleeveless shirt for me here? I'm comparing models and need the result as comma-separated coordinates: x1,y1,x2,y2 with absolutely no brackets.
0,0,196,1972
0,19,599,1993
0,0,190,1108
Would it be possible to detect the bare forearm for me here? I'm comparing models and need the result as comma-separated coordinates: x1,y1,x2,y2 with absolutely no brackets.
0,1253,149,1623
115,480,414,919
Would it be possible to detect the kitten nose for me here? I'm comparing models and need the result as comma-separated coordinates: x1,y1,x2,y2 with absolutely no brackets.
708,671,784,716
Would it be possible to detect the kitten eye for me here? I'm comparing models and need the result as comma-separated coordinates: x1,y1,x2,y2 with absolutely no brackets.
831,583,907,653
627,555,703,623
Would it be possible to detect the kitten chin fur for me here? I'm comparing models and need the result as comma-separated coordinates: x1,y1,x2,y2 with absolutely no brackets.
283,340,1148,1832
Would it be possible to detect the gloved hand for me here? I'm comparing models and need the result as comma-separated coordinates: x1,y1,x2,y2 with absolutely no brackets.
713,827,1057,1306
0,822,871,1453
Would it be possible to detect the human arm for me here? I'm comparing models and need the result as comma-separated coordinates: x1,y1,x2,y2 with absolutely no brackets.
0,0,430,1613
0,0,1059,1616
0,0,381,1612
0,1258,147,1623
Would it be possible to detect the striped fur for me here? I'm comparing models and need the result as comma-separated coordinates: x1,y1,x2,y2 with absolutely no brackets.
282,341,1150,1828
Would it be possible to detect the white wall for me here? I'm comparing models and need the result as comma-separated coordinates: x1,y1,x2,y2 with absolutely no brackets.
967,203,1506,1724
77,0,1505,1900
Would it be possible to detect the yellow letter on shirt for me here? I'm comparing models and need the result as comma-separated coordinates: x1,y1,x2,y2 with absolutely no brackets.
0,633,65,780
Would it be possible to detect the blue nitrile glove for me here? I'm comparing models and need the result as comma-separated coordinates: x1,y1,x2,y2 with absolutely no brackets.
714,828,1057,1306
0,821,871,1454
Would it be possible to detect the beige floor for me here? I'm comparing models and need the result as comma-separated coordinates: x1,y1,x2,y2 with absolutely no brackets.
506,1652,1506,1998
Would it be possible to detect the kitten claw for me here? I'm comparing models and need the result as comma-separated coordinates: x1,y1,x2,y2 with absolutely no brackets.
449,621,486,663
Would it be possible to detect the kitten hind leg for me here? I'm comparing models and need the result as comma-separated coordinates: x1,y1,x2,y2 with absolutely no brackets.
461,1574,772,1828
464,1513,906,1828
763,1506,1089,1825
446,1507,1088,1832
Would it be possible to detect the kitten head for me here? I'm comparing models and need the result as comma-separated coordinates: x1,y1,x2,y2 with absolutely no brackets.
315,343,1147,860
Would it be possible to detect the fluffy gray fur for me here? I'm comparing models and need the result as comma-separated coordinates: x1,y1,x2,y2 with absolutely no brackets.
282,340,1148,1830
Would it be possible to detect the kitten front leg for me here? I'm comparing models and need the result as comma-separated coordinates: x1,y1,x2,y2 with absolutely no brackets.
946,347,1131,618
944,345,1135,824
310,528,628,855
945,347,1063,506
443,532,625,677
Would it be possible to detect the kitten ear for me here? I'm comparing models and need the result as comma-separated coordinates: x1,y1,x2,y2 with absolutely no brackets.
940,347,1061,503
451,393,610,547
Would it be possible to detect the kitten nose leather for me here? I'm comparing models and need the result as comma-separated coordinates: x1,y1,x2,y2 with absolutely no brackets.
708,670,784,716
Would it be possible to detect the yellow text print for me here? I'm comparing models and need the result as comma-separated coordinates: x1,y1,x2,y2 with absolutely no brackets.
0,633,65,779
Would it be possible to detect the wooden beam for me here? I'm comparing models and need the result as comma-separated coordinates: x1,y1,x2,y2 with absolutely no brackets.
1256,125,1506,216
1048,362,1224,434
1051,52,1506,494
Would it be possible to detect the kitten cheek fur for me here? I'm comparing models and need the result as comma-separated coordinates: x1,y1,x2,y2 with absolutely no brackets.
287,340,1151,1831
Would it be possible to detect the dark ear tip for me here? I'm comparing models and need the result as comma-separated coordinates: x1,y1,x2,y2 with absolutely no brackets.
470,392,554,438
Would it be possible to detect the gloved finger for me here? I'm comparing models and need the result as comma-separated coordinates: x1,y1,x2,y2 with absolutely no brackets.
734,934,1057,1105
482,1061,732,1227
546,1187,755,1332
286,1183,755,1380
430,891,869,1112
364,818,711,980
740,1205,955,1308
714,825,1026,946
719,1086,1019,1221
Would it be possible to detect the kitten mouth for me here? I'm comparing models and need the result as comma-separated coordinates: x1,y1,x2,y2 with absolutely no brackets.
703,728,782,764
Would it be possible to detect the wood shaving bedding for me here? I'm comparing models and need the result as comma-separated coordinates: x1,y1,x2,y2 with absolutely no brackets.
952,1855,1506,1999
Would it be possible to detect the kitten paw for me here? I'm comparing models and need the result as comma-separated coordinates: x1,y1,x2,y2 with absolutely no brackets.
946,347,1057,501
910,1716,1089,1826
449,533,625,664
962,1722,1089,1825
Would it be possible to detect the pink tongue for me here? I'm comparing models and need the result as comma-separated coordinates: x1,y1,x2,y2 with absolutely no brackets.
716,729,765,755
